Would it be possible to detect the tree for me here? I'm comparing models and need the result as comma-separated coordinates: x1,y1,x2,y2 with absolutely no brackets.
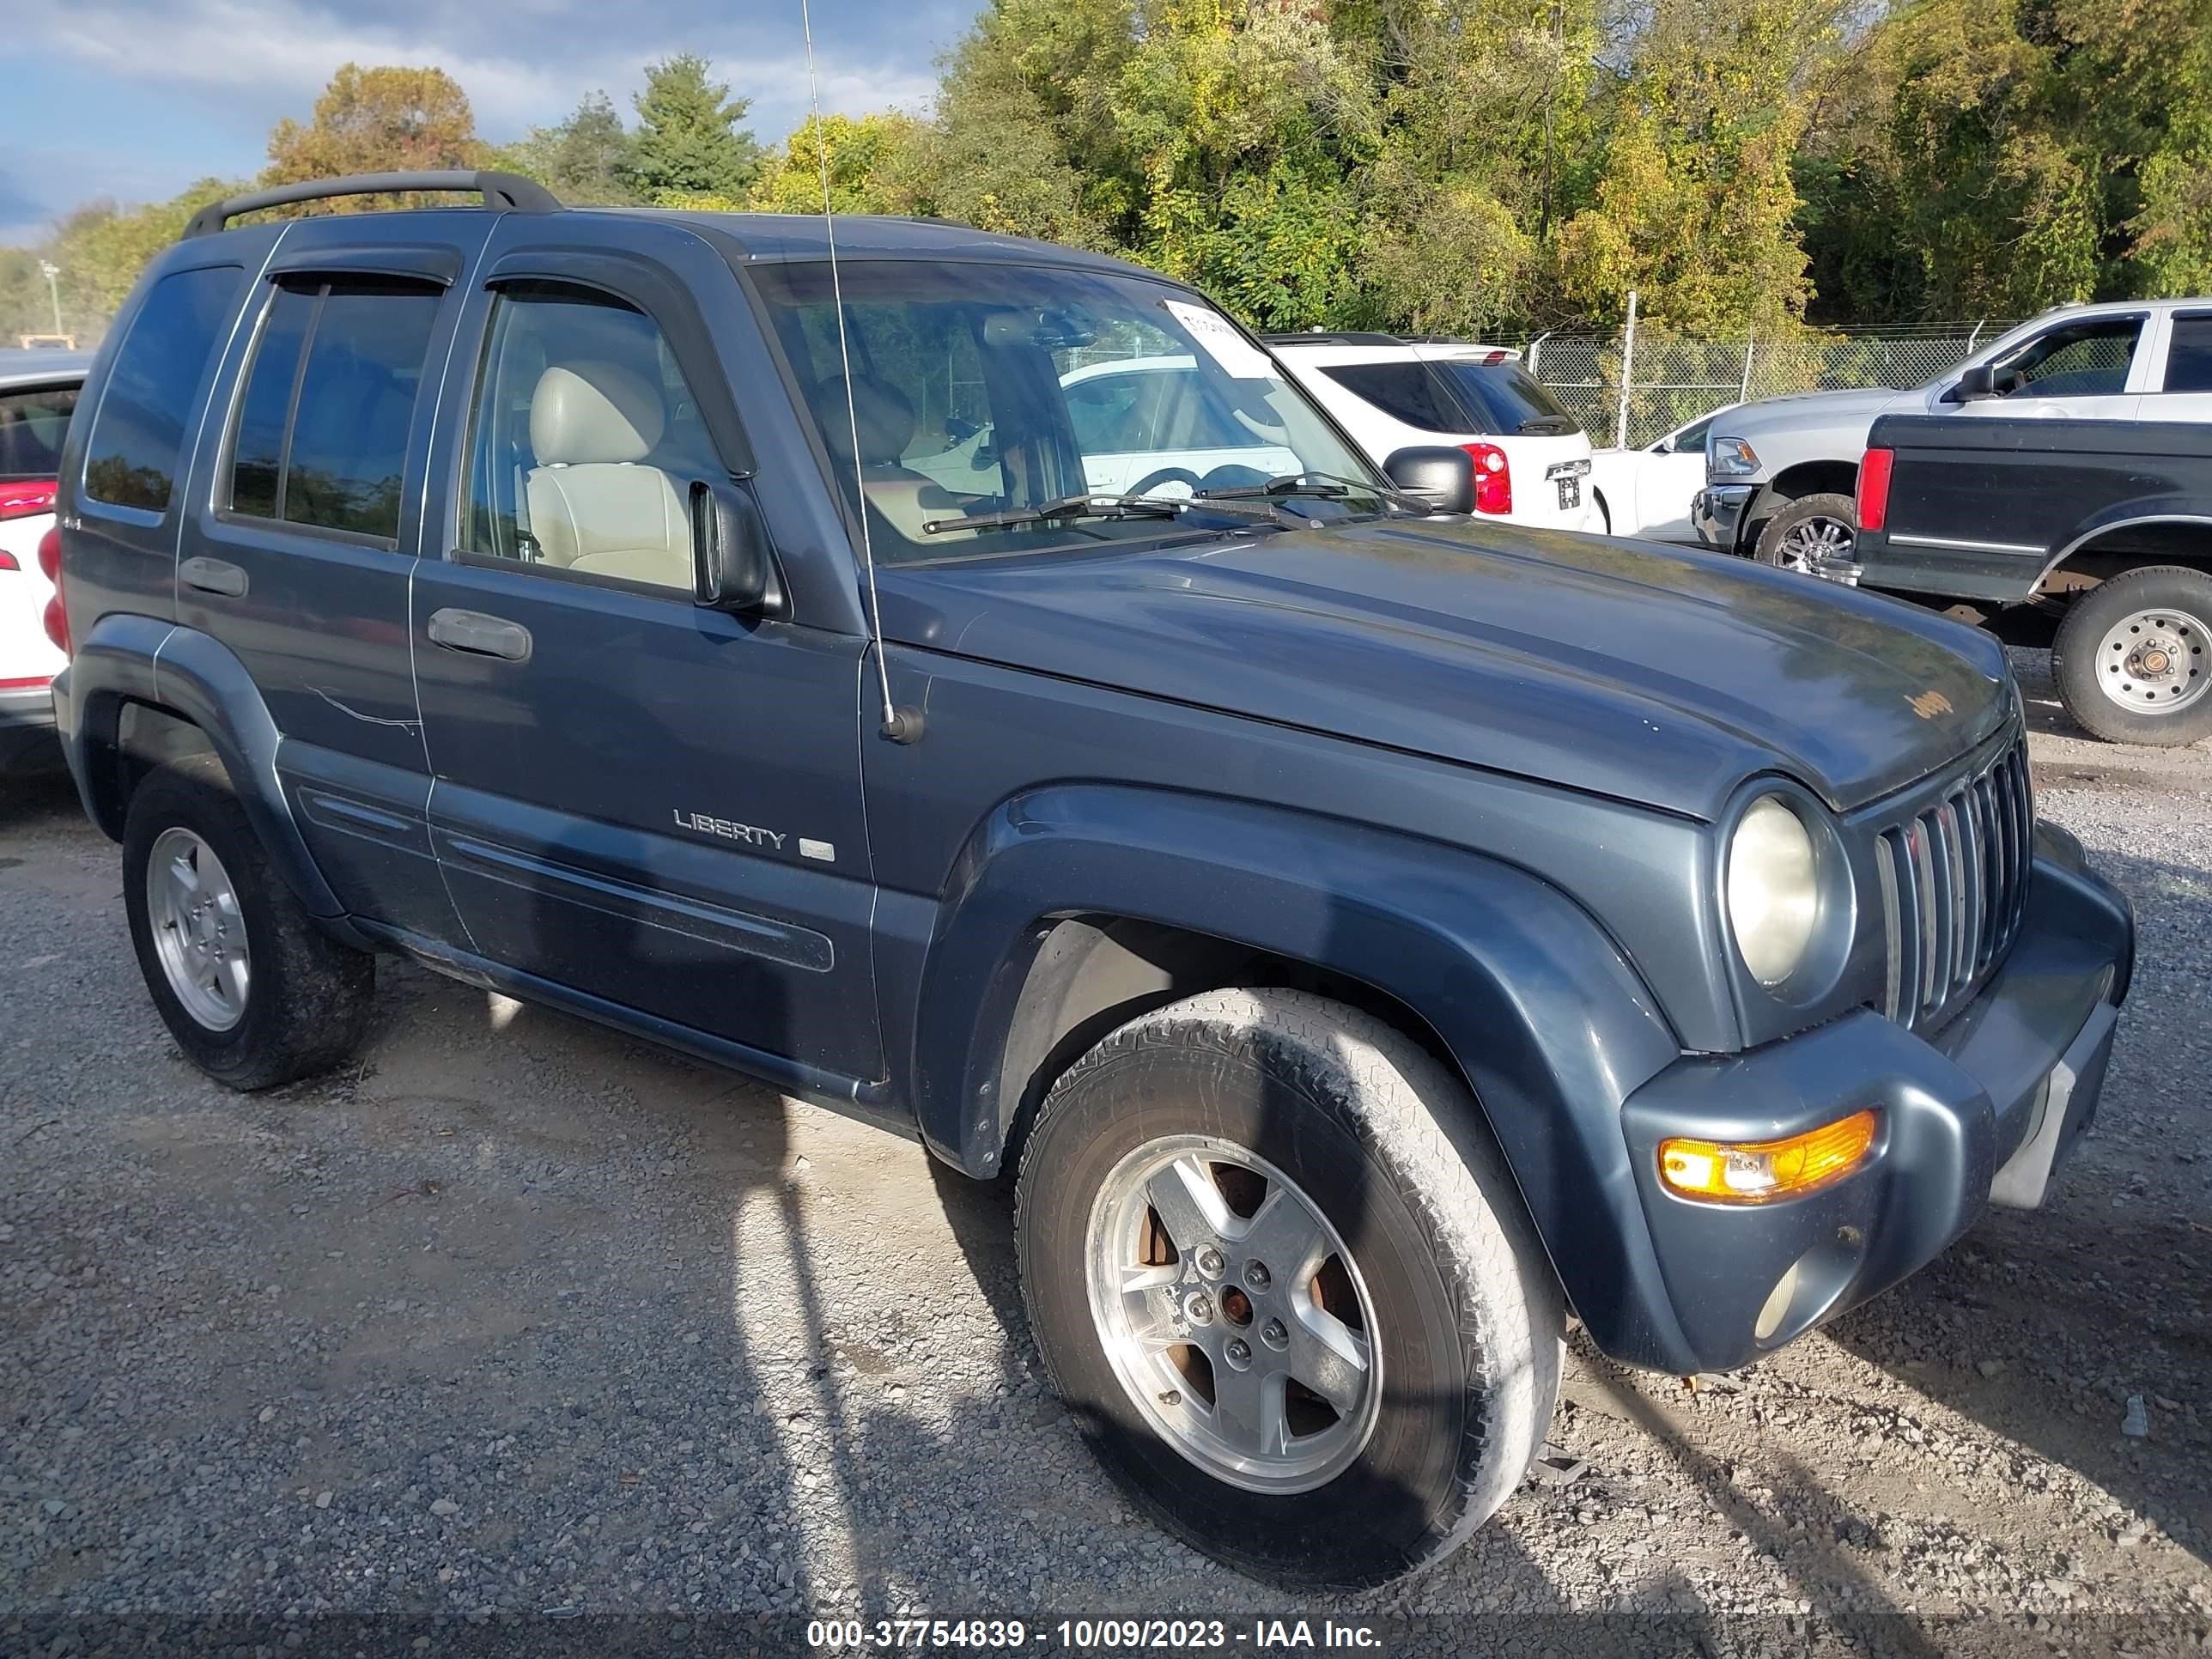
264,64,482,199
748,113,927,216
495,92,641,205
629,55,763,203
1553,0,1844,334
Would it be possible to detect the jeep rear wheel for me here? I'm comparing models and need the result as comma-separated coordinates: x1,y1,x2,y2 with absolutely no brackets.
1014,988,1562,1589
2051,566,2212,745
123,757,374,1089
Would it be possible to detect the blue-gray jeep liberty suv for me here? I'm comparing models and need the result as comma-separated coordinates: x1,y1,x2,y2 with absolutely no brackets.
48,172,2134,1588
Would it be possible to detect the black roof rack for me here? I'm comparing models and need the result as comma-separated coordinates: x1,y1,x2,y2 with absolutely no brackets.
1258,331,1404,346
182,171,562,240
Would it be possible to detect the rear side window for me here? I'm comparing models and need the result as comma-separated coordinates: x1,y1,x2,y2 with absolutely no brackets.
83,264,242,512
1431,362,1580,436
226,278,441,541
2163,315,2212,392
1319,362,1465,433
0,383,79,481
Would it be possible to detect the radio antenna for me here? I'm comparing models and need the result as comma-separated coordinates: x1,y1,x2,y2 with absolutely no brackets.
802,0,921,743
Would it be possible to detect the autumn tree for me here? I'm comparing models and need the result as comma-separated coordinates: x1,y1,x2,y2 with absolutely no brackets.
748,113,928,216
263,64,483,202
629,55,763,204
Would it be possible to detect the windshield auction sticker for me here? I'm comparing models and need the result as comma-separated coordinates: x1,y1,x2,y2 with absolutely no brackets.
1164,300,1276,380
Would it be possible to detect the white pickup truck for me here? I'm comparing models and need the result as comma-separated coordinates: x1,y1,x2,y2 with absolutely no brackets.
1694,298,2212,571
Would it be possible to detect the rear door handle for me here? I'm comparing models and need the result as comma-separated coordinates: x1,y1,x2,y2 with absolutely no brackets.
427,608,532,662
179,556,248,598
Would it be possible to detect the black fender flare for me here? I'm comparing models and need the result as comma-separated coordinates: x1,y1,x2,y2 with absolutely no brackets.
60,615,349,921
904,784,1691,1352
2033,495,2212,592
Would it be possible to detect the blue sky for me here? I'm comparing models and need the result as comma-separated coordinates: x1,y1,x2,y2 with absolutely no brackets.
0,0,979,244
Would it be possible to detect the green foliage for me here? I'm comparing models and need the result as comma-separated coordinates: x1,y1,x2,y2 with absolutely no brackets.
629,54,763,204
749,113,929,216
1800,0,2212,320
15,12,2212,350
493,92,643,206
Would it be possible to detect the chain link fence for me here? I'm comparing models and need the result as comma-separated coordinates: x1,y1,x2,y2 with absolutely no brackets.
1514,322,2021,450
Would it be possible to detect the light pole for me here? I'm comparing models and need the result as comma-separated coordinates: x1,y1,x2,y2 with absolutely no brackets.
38,260,62,335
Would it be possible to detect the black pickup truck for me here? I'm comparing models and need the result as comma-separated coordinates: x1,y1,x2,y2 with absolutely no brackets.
1855,413,2212,744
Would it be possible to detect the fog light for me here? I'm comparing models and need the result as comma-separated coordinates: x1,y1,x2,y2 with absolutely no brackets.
1754,1256,1802,1342
1657,1109,1879,1205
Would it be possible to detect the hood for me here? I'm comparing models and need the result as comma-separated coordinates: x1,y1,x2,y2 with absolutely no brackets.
1716,386,1913,433
877,520,2011,820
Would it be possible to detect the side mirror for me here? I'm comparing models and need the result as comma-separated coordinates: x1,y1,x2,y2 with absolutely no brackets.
1382,446,1476,515
1955,363,1997,402
690,480,781,612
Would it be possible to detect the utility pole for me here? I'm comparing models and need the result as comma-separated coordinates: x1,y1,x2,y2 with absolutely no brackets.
1615,289,1638,450
38,260,62,334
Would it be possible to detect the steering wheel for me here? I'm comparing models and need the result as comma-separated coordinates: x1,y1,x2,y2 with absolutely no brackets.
1127,465,1204,499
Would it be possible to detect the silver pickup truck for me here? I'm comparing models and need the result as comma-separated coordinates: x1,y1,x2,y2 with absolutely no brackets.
1693,298,2212,571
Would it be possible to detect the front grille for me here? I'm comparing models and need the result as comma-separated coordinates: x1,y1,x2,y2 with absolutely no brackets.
1875,734,2033,1031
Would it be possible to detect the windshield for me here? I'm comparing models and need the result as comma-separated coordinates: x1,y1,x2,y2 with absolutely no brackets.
751,260,1391,561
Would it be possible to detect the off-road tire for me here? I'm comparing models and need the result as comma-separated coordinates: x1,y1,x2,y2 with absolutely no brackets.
123,756,374,1089
2051,565,2212,746
1753,491,1857,572
1014,988,1563,1589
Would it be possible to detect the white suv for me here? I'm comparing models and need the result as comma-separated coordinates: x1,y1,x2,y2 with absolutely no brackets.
0,350,87,775
1266,334,1601,532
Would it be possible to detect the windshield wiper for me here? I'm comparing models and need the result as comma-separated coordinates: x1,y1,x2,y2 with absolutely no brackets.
921,492,1286,535
1198,471,1432,513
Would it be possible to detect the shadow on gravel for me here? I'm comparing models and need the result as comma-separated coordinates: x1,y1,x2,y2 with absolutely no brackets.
1827,841,2212,1571
0,767,80,832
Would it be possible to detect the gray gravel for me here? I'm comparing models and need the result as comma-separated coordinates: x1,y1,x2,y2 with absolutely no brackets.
3,650,2209,1657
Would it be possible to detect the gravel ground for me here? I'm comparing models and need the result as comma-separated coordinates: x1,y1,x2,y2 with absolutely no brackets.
2,648,2209,1658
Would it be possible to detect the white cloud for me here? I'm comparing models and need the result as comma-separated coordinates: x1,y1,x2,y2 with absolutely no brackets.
23,0,941,127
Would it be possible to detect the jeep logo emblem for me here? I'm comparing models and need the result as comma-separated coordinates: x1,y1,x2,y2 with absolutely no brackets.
1905,690,1954,720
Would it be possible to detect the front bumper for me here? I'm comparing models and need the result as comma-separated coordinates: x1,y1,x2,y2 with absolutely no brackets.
0,678,60,774
1692,483,1756,551
1595,822,2131,1374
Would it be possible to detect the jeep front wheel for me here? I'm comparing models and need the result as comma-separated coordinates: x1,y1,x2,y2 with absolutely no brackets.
2051,565,2212,745
1014,988,1562,1588
123,756,375,1089
1754,491,1856,574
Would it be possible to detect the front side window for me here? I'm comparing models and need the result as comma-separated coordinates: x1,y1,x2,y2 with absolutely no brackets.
0,383,80,481
459,282,719,593
2161,315,2212,393
1992,318,2142,398
227,277,441,540
84,264,242,512
755,260,1385,562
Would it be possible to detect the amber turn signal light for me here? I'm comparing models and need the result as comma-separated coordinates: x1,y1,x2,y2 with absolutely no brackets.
1657,1109,1880,1205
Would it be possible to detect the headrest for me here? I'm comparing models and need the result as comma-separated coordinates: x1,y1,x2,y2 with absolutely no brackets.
531,362,665,465
816,375,917,469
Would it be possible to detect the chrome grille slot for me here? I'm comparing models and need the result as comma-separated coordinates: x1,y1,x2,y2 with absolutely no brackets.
1877,734,2033,1031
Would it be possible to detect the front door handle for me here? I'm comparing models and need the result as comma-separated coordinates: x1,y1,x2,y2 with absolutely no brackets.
180,556,248,598
427,608,532,662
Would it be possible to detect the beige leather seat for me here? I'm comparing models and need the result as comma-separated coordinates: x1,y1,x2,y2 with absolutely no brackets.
816,375,975,541
525,362,692,588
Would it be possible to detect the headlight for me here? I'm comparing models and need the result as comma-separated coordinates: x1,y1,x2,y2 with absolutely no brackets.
1727,795,1820,985
1709,436,1762,478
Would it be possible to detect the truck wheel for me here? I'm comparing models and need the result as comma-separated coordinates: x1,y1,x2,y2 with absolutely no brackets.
2051,566,2212,745
1014,988,1563,1588
123,756,374,1089
1754,492,1856,573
